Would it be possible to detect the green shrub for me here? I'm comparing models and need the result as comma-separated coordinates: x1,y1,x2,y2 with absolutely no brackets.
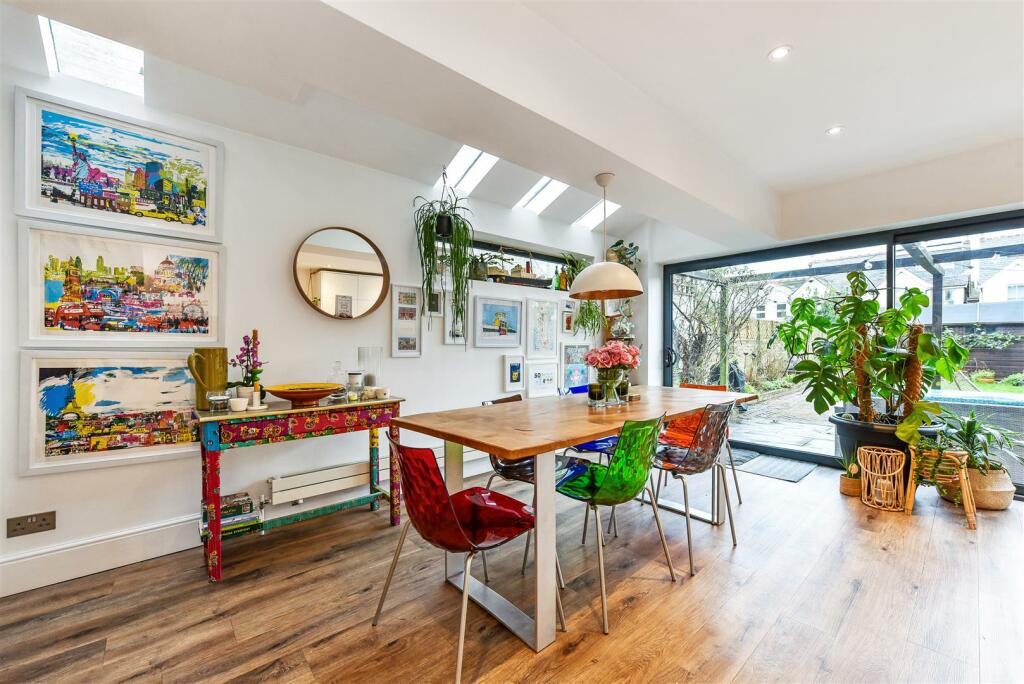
970,369,995,382
1004,372,1024,387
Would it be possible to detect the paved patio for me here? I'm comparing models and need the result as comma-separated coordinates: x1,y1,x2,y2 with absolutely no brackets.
731,387,836,456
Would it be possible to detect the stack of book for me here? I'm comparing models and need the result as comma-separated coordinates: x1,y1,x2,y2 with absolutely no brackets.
201,492,263,540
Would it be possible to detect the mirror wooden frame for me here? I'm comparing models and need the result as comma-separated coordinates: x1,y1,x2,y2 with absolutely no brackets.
292,227,390,320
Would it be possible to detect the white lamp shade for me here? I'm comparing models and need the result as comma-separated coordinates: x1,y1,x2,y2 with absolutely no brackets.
568,261,644,300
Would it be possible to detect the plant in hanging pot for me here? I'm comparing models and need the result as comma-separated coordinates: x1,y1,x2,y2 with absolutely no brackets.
413,170,474,333
774,271,970,456
931,410,1022,510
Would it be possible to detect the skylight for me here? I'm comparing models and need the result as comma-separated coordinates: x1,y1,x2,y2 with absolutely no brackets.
517,176,569,214
38,17,144,97
573,199,621,230
437,145,500,194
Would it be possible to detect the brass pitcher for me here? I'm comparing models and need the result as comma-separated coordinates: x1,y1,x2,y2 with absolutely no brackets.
187,347,228,411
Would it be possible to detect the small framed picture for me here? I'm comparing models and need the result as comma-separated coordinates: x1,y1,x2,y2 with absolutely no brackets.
474,296,523,348
427,289,443,318
561,343,590,391
391,284,422,357
526,361,558,398
503,354,525,392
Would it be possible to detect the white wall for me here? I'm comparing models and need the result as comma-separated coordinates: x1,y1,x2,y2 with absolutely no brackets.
0,16,602,594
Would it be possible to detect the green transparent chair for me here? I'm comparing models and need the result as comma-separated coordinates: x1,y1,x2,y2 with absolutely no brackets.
555,415,675,634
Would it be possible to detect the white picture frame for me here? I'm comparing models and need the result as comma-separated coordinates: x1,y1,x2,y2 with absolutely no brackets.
474,295,523,348
20,350,198,475
503,354,525,392
426,289,443,318
561,299,578,337
526,298,558,359
15,87,224,243
19,219,225,349
443,291,469,345
391,284,422,357
560,343,590,391
526,361,559,398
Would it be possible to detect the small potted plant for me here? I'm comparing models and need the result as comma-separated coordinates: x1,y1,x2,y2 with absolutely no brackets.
607,239,641,274
935,410,1022,510
971,369,996,385
229,331,264,401
468,252,511,281
837,451,861,496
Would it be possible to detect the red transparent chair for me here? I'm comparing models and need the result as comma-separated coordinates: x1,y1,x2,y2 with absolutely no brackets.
373,434,564,682
657,383,742,505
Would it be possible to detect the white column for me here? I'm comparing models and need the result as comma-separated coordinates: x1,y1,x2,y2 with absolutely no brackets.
444,440,465,577
533,449,556,650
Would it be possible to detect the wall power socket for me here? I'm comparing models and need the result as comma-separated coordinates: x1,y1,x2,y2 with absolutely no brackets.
6,511,57,538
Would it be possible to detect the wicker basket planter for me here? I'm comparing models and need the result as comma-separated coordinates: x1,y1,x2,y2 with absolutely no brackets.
967,468,1015,510
839,474,861,497
857,446,906,511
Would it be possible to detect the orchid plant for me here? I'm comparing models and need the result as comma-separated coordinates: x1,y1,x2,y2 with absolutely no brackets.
229,332,264,386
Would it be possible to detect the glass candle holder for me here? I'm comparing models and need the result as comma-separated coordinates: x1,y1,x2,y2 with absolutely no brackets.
587,383,605,407
206,390,231,412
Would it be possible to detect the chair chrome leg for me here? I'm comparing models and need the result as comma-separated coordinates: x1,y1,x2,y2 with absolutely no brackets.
373,520,411,626
606,506,618,538
679,475,695,576
521,529,531,575
655,468,665,502
582,504,589,545
555,574,567,632
456,552,475,683
646,485,676,582
592,505,609,634
719,463,738,547
725,441,742,505
485,473,497,490
480,550,490,583
556,554,566,590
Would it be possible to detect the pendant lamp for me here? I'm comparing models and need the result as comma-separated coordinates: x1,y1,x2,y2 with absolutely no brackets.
569,172,644,300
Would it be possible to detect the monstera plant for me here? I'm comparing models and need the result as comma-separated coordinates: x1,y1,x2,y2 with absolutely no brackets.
774,271,969,448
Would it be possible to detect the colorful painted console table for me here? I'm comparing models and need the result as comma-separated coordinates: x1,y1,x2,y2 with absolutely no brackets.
195,396,403,582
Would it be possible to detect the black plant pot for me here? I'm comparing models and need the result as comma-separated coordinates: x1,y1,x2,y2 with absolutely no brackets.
829,412,939,460
435,214,453,239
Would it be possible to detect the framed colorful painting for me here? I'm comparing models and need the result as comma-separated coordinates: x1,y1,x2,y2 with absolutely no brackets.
561,300,578,336
20,351,198,475
503,354,525,392
391,284,422,357
526,298,558,359
19,220,224,348
15,88,223,243
474,296,523,348
526,361,558,398
561,343,590,391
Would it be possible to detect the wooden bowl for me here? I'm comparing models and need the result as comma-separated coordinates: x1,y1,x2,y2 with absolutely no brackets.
265,383,341,408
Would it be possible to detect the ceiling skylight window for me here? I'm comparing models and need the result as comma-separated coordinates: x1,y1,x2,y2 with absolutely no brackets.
437,144,500,194
39,17,145,97
517,176,569,214
573,199,621,230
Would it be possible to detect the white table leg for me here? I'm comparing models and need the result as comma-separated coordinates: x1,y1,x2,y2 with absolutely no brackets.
444,440,465,578
533,449,556,651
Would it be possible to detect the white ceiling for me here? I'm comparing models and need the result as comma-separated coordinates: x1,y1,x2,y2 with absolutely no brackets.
526,1,1024,192
9,0,1022,252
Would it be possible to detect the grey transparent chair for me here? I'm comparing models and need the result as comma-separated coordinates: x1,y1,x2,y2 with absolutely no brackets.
651,401,737,576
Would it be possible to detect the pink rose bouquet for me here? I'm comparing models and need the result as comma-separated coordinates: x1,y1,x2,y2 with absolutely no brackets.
584,340,641,370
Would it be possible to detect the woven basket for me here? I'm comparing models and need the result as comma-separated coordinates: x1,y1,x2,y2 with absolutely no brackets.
839,474,861,497
857,446,906,512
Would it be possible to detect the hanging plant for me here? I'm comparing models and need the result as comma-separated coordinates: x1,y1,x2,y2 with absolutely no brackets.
413,170,474,332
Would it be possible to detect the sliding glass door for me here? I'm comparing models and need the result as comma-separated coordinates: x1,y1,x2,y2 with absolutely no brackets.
663,211,1024,490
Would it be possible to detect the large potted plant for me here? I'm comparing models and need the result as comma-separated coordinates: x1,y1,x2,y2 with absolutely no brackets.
413,170,474,332
933,410,1022,510
775,271,969,455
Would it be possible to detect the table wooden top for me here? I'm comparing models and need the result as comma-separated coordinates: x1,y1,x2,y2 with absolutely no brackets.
194,396,404,424
390,385,756,460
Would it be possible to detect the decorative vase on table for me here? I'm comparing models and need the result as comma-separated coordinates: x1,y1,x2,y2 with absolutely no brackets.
585,340,641,408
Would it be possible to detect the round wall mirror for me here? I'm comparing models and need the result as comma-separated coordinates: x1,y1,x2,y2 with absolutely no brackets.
293,227,390,319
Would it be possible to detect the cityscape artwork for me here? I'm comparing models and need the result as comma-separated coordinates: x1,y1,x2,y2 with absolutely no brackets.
22,223,222,347
17,91,222,241
474,296,523,348
22,353,198,473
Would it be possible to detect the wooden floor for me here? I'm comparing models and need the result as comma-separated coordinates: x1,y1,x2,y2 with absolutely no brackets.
1,465,1021,683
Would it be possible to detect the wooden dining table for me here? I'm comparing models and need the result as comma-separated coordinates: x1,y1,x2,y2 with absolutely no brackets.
389,384,757,653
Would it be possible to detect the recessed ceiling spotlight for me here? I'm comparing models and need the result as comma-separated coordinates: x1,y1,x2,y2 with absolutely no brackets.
767,45,792,61
826,125,844,136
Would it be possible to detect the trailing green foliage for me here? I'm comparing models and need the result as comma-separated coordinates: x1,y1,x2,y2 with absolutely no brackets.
573,300,605,337
773,271,969,443
944,325,1024,351
414,171,474,333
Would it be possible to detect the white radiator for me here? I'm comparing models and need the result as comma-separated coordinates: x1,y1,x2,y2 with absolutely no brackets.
268,462,370,505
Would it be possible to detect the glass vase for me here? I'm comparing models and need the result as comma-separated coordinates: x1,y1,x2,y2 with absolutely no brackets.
597,368,625,406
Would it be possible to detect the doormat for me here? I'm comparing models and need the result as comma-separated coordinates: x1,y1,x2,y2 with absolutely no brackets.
733,451,816,482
